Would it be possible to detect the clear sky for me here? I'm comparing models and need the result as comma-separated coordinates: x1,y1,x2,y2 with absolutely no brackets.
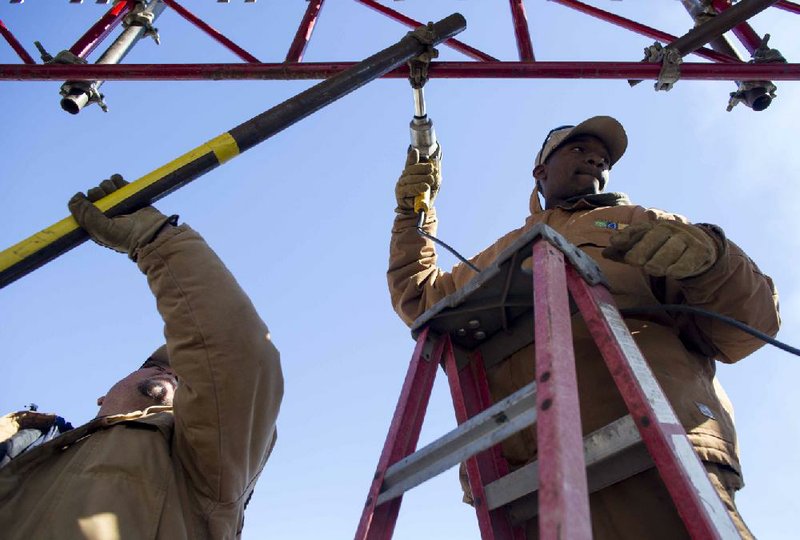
1,2,798,538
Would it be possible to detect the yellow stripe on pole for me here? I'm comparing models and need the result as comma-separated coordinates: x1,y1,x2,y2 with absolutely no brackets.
0,133,241,274
208,132,240,164
0,215,80,272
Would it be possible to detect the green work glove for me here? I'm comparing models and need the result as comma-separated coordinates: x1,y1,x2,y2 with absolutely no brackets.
68,174,175,261
602,220,718,279
395,147,442,214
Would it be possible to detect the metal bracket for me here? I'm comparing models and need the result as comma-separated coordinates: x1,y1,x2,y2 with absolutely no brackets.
33,42,86,66
641,42,683,92
60,81,109,112
751,33,785,64
407,22,440,89
727,34,784,111
124,1,161,45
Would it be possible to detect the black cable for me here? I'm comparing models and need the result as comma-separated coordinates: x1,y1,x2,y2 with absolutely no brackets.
412,225,795,357
620,304,799,357
415,226,480,273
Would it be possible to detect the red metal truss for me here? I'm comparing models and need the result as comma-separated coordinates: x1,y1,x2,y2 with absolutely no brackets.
509,0,535,61
69,0,133,59
3,61,798,81
551,0,740,64
285,0,325,63
161,0,260,63
776,0,800,14
0,19,34,64
354,0,498,62
1,0,798,86
712,0,768,55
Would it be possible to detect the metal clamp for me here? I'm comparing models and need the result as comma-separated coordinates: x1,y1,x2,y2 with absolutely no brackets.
124,1,161,45
752,33,785,64
407,22,440,89
33,42,86,66
640,42,683,92
727,34,784,112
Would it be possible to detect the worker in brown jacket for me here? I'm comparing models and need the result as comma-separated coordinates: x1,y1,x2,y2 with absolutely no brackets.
0,176,283,539
388,116,780,539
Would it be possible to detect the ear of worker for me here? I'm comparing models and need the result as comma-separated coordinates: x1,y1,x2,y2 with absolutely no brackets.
68,174,178,261
395,147,442,214
603,220,720,280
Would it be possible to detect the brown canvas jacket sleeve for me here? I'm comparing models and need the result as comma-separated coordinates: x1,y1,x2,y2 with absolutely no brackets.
642,209,780,363
388,209,475,326
671,223,780,363
136,224,284,506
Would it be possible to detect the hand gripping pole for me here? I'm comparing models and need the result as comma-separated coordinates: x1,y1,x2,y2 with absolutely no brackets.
0,13,466,289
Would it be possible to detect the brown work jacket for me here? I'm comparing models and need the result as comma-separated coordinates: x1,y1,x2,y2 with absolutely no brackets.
388,192,780,484
0,225,283,540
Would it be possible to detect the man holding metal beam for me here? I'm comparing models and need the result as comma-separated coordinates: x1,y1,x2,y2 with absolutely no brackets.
0,176,283,539
388,116,779,538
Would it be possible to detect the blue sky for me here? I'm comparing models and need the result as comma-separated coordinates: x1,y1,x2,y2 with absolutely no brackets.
1,2,799,538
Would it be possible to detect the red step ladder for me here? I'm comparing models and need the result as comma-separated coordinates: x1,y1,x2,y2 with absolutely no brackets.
355,224,740,540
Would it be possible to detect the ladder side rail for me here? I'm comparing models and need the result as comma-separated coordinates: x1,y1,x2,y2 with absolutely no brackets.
355,328,444,540
531,240,592,540
565,266,740,539
444,341,525,540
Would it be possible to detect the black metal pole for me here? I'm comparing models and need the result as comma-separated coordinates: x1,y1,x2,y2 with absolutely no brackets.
669,0,779,55
0,13,467,289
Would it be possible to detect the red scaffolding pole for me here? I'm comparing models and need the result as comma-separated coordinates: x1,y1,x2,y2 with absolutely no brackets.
68,0,133,59
551,0,741,64
285,0,325,62
509,0,535,61
354,0,497,61
712,0,774,55
161,0,260,63
2,61,798,81
0,19,35,65
775,0,800,13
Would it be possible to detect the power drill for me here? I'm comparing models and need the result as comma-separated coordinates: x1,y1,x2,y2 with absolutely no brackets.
409,85,440,228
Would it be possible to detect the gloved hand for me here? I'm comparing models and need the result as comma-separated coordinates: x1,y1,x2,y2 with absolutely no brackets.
68,174,175,261
395,147,441,214
602,220,718,279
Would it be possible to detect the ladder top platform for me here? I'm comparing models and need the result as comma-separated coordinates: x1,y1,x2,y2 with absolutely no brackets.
410,223,606,353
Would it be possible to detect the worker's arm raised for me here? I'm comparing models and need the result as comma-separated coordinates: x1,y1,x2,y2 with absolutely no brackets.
388,148,463,326
71,177,283,507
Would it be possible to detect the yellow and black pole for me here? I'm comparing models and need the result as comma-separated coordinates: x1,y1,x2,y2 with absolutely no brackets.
0,13,466,289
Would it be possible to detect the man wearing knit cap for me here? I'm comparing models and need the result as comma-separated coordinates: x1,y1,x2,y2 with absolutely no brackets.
388,116,779,538
0,175,283,539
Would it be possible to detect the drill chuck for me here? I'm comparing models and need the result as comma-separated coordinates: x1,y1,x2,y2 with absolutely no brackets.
410,115,439,160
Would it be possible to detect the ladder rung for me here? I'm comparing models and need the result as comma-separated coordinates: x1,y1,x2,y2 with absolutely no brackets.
376,381,538,505
485,415,648,514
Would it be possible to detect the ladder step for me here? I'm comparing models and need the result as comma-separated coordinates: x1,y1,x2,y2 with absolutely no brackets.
485,415,650,521
376,380,538,505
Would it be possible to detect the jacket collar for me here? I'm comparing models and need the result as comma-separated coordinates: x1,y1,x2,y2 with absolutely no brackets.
555,192,631,210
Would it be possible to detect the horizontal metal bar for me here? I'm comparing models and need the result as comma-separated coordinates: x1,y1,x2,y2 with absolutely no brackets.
376,381,538,505
484,415,644,512
3,61,799,81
